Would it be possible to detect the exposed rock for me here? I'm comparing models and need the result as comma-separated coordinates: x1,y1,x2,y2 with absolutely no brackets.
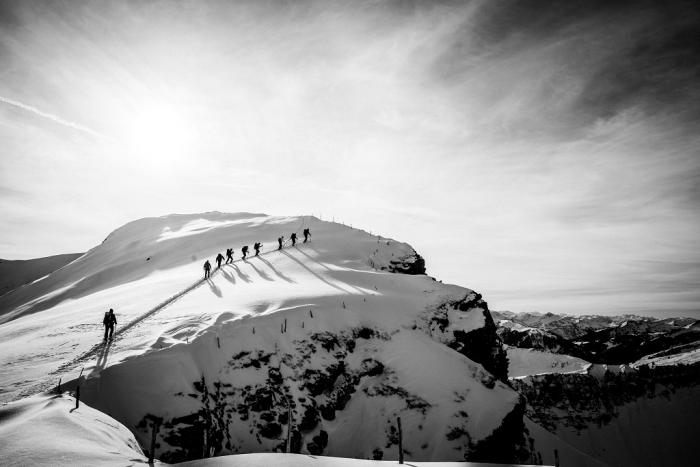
387,250,426,275
306,430,328,455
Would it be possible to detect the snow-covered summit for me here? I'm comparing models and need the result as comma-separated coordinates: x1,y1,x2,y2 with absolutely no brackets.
0,213,530,464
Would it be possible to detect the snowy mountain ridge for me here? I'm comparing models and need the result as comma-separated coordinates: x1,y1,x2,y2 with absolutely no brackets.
493,310,700,364
0,212,548,466
2,212,697,467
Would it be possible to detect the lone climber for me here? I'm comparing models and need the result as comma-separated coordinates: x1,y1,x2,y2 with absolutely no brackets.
216,252,225,268
203,260,211,279
278,236,284,250
290,232,297,246
242,245,249,259
303,228,311,243
103,308,117,341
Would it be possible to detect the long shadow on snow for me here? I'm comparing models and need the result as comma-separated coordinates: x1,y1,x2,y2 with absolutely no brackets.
207,278,222,297
93,340,112,374
220,267,236,284
257,255,295,283
279,250,350,294
295,247,367,294
244,260,274,282
230,263,252,283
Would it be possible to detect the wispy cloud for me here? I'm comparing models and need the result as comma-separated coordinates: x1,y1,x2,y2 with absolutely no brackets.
0,95,107,140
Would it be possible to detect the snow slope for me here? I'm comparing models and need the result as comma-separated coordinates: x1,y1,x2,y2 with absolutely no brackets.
0,393,147,466
0,253,82,297
0,396,550,467
0,213,524,464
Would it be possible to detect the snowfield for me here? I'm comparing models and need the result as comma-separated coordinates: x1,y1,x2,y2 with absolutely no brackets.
506,347,589,378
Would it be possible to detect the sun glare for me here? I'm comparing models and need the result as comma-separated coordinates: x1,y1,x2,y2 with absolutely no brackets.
125,103,195,167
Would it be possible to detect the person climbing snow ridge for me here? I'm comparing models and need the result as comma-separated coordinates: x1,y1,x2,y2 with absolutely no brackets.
216,252,225,268
225,248,233,264
290,232,297,246
278,236,284,250
242,245,249,259
103,308,117,341
204,260,211,279
254,242,262,256
303,228,311,243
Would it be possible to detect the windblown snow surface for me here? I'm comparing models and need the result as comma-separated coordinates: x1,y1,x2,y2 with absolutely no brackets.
0,212,570,466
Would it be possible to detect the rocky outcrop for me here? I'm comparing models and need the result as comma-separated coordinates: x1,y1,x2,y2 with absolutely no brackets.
386,250,426,275
420,292,509,382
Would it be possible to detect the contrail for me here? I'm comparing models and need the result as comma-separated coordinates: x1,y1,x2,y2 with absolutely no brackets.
0,95,108,140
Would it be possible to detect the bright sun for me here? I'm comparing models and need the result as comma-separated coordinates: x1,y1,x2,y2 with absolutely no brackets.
125,104,194,166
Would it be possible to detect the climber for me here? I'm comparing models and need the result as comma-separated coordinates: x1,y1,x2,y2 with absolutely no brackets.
303,228,311,243
254,242,262,256
242,245,249,259
278,236,284,250
203,260,211,279
103,308,117,341
216,252,225,269
225,248,233,264
290,232,297,246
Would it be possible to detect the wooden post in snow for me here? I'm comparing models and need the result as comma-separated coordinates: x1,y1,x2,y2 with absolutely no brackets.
286,401,292,453
397,416,403,464
148,420,160,464
554,449,560,467
75,385,80,409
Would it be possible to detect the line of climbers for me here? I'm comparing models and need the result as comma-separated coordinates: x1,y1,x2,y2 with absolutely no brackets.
97,228,311,344
202,228,311,279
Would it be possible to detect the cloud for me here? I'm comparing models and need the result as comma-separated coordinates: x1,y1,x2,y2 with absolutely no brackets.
0,95,108,140
0,0,698,317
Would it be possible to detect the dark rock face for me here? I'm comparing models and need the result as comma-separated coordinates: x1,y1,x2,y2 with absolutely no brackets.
468,397,530,464
306,430,328,455
387,250,426,275
440,293,510,382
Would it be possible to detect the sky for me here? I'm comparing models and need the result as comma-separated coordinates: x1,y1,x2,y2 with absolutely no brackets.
1,0,699,318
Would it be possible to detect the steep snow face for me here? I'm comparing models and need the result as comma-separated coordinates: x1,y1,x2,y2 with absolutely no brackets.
0,253,82,297
0,213,523,463
0,394,147,466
